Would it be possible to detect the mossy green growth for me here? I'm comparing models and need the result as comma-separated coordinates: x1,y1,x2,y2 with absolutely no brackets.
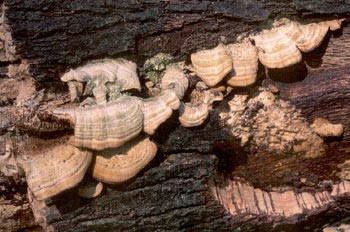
141,53,176,84
106,82,122,101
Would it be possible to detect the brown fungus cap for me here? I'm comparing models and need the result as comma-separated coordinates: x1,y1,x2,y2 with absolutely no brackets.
92,136,157,184
226,40,259,87
140,95,173,135
161,65,189,100
53,96,144,151
191,44,232,87
252,28,302,69
26,143,93,201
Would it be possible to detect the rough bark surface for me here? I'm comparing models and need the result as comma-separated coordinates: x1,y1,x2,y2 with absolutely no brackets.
2,0,349,86
1,1,350,232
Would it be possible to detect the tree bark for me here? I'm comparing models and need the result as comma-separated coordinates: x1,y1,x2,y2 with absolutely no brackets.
0,1,350,231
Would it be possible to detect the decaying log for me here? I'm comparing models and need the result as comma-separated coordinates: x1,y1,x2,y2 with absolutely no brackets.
1,1,350,231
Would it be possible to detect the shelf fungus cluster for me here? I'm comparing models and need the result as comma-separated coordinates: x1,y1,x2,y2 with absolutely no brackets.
24,58,191,202
21,18,345,204
191,18,344,87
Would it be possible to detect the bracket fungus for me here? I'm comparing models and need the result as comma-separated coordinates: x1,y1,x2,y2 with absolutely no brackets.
296,22,329,53
226,40,259,87
189,18,344,85
179,90,223,128
179,102,209,128
161,65,189,99
141,96,173,135
92,136,157,184
251,28,302,69
191,44,232,87
61,58,141,104
26,143,93,201
53,96,144,150
28,17,345,203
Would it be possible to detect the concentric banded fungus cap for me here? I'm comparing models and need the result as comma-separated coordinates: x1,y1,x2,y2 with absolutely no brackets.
26,144,93,201
161,65,189,99
61,58,118,83
226,40,259,87
140,94,174,135
191,44,233,87
92,136,157,184
114,58,141,92
273,18,303,44
252,29,302,69
320,19,345,31
296,22,329,52
53,96,144,150
179,102,209,127
158,89,181,110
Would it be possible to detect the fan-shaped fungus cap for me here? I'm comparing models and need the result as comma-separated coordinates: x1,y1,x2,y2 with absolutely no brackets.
158,89,181,110
320,19,345,31
296,22,329,52
179,102,209,127
113,58,141,92
311,118,344,138
252,28,302,69
26,144,93,201
140,94,174,135
191,44,233,87
161,65,189,99
78,181,104,199
226,40,259,87
273,18,303,44
55,96,144,151
92,136,157,184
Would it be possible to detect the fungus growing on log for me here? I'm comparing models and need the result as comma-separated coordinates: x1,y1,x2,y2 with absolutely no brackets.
191,44,232,87
61,58,141,104
4,11,347,231
92,136,157,184
251,28,302,69
226,40,259,87
161,65,189,99
52,96,144,150
26,143,93,201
